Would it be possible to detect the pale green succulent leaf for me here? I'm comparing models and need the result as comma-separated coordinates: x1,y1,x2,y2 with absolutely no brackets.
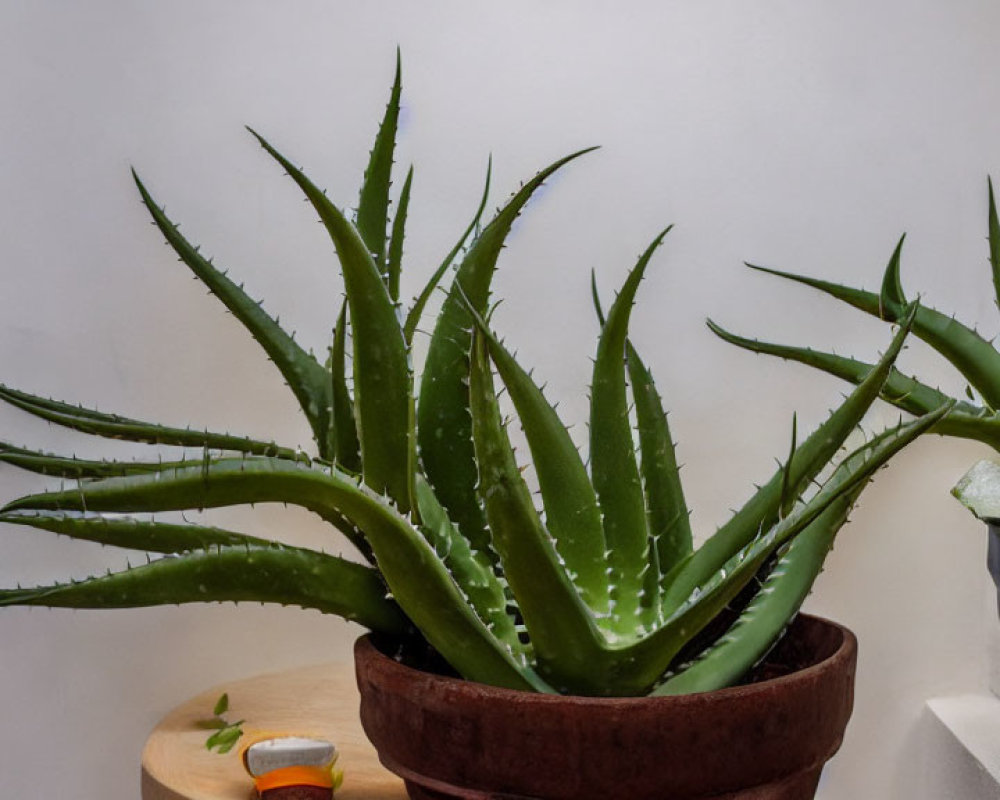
0,510,271,553
625,341,691,618
0,544,407,635
418,149,596,555
661,310,916,615
652,429,892,696
0,385,300,460
590,228,670,627
386,166,413,303
413,474,525,657
329,300,361,472
469,330,608,693
3,457,543,690
462,296,607,613
248,129,413,512
132,172,333,457
989,177,1000,311
357,51,402,275
706,320,1000,446
0,443,202,480
748,261,1000,409
403,158,492,345
619,403,949,695
878,235,908,319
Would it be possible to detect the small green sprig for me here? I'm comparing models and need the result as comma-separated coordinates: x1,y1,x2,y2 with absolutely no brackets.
198,693,244,755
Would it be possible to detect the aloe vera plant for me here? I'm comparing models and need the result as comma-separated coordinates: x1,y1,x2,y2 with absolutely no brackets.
708,179,1000,453
0,56,949,697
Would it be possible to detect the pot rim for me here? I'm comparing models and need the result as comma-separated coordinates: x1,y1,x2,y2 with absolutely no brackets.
355,612,856,703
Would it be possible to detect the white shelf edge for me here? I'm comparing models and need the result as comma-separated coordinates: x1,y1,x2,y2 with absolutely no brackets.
927,694,1000,787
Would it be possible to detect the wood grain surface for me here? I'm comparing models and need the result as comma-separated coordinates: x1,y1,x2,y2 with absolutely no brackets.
141,662,407,800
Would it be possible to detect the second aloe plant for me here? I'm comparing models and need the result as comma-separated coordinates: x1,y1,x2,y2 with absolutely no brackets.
710,180,1000,453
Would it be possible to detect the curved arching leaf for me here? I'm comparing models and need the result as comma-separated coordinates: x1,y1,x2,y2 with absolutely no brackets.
0,544,407,635
462,297,608,615
614,402,949,696
469,330,608,692
589,228,670,629
661,309,916,616
133,173,332,457
249,130,413,512
357,51,402,276
748,257,1000,409
0,384,301,459
386,166,414,302
0,510,270,553
417,148,597,552
403,158,491,344
3,457,547,691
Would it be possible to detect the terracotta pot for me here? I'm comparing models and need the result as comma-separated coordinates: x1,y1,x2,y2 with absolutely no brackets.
355,613,856,800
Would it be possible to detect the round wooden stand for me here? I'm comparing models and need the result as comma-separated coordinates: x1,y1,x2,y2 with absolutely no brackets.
141,662,406,800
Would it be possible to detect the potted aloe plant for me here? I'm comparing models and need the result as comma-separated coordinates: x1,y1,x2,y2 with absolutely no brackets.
708,180,1000,620
0,56,949,799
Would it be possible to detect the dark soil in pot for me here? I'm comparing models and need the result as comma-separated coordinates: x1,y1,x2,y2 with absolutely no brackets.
354,613,856,800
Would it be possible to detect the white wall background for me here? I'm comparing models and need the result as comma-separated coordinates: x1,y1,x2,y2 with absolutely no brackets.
0,1,998,797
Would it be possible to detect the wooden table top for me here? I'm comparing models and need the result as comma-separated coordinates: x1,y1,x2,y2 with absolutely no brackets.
141,662,407,800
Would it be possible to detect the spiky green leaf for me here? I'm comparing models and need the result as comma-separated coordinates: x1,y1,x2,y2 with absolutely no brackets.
249,130,413,511
0,385,300,459
705,321,1000,446
413,474,524,657
779,414,798,519
462,297,608,614
0,443,198,480
132,173,332,457
625,341,691,623
357,51,402,275
0,544,406,635
386,166,413,302
329,300,361,472
0,510,270,553
879,235,907,319
748,260,1000,408
590,229,670,627
403,158,491,345
418,149,596,551
661,310,916,615
3,457,544,691
989,177,1000,311
652,429,892,695
616,402,949,695
469,330,607,692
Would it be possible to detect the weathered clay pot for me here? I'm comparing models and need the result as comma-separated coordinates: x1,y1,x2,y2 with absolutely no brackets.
355,613,857,800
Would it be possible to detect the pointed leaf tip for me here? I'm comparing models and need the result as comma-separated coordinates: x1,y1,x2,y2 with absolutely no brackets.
879,235,908,320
